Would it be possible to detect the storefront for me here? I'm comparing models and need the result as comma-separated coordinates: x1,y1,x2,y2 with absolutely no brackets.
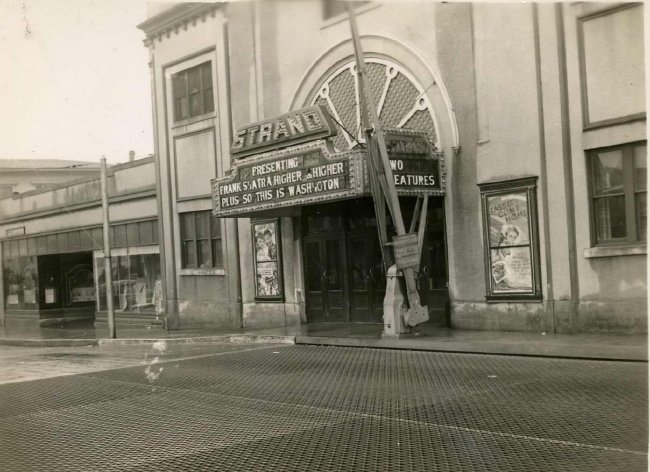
0,157,162,328
2,221,160,327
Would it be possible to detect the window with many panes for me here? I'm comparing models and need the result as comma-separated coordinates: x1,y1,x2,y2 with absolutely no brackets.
171,62,214,122
180,211,223,269
589,142,647,245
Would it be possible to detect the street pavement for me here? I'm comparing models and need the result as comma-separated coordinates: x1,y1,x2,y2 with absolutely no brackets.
0,344,647,471
0,343,281,384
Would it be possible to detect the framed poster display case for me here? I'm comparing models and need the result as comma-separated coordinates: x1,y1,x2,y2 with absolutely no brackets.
479,177,542,302
251,218,283,301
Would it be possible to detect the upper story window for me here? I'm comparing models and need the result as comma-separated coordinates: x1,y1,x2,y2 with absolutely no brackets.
578,4,645,128
589,142,647,245
171,62,214,122
322,0,369,20
180,211,223,269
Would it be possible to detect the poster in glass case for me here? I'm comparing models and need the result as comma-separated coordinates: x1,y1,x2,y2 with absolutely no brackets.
479,178,541,301
487,192,533,293
252,219,283,300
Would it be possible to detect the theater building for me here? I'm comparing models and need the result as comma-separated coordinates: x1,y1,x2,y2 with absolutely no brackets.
0,157,162,328
138,1,646,334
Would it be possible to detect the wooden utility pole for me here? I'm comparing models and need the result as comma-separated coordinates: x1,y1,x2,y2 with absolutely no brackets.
100,157,116,339
347,5,428,327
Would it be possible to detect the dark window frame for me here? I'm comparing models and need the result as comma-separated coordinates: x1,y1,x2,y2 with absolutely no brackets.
180,210,223,269
171,61,215,123
587,141,647,246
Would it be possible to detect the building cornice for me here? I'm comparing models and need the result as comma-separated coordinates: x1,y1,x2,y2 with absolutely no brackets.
137,3,223,45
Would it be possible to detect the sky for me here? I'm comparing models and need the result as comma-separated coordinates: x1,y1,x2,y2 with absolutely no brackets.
0,0,154,164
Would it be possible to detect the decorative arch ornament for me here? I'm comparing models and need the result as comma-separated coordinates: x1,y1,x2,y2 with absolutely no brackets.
308,58,441,153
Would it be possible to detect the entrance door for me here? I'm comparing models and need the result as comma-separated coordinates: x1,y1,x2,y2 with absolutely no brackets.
304,234,347,322
347,231,384,322
302,198,449,326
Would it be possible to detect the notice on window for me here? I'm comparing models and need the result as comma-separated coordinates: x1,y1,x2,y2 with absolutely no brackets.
45,288,56,304
23,289,36,304
71,287,95,303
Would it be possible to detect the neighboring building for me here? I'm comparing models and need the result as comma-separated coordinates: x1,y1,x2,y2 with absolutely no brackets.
141,1,644,334
0,159,101,201
0,157,161,328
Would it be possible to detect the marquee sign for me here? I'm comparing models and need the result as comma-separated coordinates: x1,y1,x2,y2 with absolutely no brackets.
213,140,364,217
383,129,445,196
231,105,337,159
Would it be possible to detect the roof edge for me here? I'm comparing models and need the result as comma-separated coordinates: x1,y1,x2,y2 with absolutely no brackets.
137,3,223,40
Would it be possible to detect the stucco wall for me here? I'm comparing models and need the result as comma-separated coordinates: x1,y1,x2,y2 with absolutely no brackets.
147,7,240,329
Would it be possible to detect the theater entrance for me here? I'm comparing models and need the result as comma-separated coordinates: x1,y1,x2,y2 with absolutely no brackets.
302,198,449,325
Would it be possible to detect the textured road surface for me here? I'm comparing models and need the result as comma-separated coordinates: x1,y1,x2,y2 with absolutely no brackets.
0,345,646,471
0,343,275,384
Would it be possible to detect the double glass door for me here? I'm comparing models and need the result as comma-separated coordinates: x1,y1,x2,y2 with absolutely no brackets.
303,227,385,323
302,198,449,325
304,235,347,322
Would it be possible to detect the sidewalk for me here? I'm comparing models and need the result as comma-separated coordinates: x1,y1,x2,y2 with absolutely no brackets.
0,321,646,361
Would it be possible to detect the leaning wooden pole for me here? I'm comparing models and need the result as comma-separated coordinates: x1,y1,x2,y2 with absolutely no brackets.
347,5,428,327
100,157,116,339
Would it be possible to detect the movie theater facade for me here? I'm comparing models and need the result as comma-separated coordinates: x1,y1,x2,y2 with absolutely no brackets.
138,2,646,334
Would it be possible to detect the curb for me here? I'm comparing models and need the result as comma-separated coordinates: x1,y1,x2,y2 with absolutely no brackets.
96,335,296,346
295,336,648,362
0,335,295,348
0,339,99,348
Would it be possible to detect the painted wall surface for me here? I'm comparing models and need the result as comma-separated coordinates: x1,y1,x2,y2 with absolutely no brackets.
434,3,484,306
473,3,541,183
147,7,240,329
561,2,647,332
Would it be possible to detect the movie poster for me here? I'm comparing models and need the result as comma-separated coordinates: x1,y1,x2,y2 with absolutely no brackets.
252,219,283,299
487,192,533,293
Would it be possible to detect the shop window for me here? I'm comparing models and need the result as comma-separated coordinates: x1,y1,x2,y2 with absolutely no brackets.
27,238,37,255
56,233,68,253
95,251,161,313
126,223,140,246
171,61,214,122
3,256,38,310
46,234,57,253
139,221,154,245
68,232,80,251
90,228,103,249
36,236,47,255
113,225,127,248
67,264,95,305
479,177,542,302
589,142,647,245
180,211,223,269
